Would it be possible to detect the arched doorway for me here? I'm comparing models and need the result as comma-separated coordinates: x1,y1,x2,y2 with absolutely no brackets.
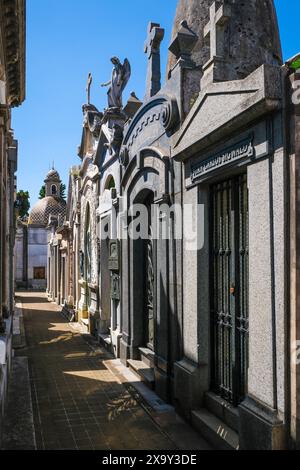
132,189,156,351
143,191,155,349
99,174,117,340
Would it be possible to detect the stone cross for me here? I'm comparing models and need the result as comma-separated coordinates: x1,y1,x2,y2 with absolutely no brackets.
86,72,92,105
144,22,165,98
204,2,231,60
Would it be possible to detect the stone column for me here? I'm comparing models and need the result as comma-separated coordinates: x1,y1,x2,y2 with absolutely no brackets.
239,137,286,449
174,184,209,416
154,204,170,400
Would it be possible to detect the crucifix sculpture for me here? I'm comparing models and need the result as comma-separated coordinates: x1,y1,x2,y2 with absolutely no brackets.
204,2,231,60
86,72,92,105
144,22,165,98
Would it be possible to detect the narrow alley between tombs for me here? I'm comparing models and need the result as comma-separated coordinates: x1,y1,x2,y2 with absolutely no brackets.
2,292,209,451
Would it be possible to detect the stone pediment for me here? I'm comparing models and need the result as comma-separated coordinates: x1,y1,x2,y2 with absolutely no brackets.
122,94,179,160
173,64,282,161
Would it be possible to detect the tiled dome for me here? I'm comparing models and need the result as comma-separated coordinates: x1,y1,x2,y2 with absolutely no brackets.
28,196,66,227
45,169,60,182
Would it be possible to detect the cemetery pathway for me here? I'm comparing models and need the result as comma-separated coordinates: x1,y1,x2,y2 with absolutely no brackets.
7,292,179,450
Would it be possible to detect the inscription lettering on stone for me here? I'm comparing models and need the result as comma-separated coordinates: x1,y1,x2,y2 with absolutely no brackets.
191,136,254,182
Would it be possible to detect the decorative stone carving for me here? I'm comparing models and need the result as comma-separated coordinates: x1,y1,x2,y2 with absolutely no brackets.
201,1,232,87
79,250,84,278
110,273,120,301
204,2,231,61
101,57,131,109
123,92,143,120
119,145,129,167
160,96,180,132
82,104,103,137
122,95,180,154
80,187,98,286
167,0,283,82
106,123,124,157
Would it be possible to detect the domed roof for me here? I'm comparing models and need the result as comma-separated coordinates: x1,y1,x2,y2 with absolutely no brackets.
28,196,66,227
45,169,61,182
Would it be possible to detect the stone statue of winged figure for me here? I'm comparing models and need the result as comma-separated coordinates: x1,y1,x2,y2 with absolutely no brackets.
101,57,131,109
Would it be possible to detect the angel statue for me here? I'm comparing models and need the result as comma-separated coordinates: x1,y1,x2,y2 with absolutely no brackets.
101,57,131,109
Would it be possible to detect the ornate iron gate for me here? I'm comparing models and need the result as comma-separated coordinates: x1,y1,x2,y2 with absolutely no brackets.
211,174,249,406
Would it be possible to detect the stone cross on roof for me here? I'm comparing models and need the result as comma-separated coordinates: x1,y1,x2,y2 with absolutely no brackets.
86,72,92,105
144,22,165,99
204,1,231,60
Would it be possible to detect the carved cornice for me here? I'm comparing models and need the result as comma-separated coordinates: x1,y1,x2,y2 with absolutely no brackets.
122,94,179,152
0,0,26,107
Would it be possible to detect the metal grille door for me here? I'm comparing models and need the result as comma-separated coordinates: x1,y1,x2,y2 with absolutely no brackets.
211,174,249,405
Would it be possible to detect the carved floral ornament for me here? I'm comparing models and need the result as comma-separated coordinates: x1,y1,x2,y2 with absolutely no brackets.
119,95,179,167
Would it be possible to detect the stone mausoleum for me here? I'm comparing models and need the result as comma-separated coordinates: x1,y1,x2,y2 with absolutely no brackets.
15,168,66,289
47,0,300,450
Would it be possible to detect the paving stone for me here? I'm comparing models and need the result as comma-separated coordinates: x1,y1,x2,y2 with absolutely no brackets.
6,292,208,450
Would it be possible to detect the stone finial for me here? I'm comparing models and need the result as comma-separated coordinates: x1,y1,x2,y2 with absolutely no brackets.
168,20,198,71
144,22,165,98
123,92,143,120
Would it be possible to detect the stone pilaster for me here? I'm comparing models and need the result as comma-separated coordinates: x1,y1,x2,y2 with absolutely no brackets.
288,68,300,449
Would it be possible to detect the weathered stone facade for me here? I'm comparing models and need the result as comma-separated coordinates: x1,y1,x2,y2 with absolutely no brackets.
48,0,300,450
0,0,25,444
16,169,66,291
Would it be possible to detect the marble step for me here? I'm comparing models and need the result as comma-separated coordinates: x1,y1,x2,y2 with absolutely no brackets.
191,408,239,450
79,318,89,333
127,359,155,389
99,333,112,346
204,391,239,432
138,347,155,368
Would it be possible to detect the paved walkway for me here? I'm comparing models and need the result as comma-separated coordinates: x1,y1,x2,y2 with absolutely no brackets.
12,292,177,450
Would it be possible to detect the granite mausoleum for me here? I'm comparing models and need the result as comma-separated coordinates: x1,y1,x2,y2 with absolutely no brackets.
47,0,300,450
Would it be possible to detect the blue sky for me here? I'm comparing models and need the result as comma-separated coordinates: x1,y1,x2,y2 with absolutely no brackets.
13,0,300,208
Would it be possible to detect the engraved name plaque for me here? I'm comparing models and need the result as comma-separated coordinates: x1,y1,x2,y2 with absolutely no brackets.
191,136,254,183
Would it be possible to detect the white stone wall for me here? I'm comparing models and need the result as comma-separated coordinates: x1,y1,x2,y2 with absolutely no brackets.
27,227,48,288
